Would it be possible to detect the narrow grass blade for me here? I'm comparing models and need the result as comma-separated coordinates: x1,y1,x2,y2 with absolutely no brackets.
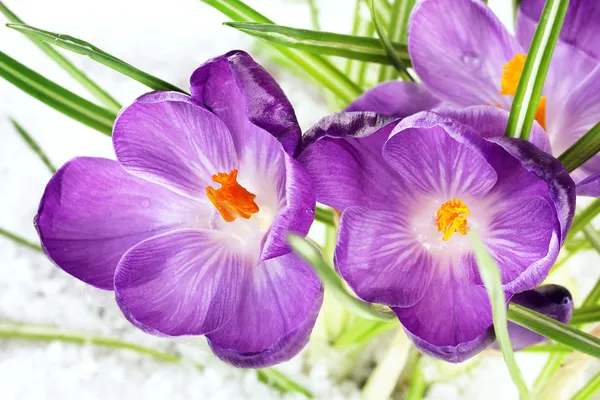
470,233,529,398
7,23,186,94
568,199,600,239
256,369,314,398
224,22,410,65
505,0,570,139
202,0,362,104
582,277,600,308
522,344,571,353
369,0,413,81
378,0,415,82
570,306,600,325
0,3,120,111
406,364,427,400
305,0,320,30
534,353,570,393
288,234,396,322
558,122,600,173
508,303,600,359
315,205,335,227
10,119,56,173
0,321,308,396
345,0,364,78
0,51,115,135
570,372,600,400
0,227,42,252
333,320,397,348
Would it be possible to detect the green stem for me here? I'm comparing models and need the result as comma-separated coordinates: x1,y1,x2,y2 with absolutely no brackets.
0,227,42,252
377,0,414,83
305,0,321,30
570,372,600,400
10,118,56,174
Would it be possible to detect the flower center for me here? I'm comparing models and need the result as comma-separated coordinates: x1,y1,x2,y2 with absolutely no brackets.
435,198,470,241
500,53,547,130
206,169,259,222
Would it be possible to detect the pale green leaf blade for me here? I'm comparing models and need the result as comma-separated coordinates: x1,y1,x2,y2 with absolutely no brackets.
10,118,56,174
7,23,187,94
0,1,120,110
470,233,529,398
505,0,570,139
0,51,115,135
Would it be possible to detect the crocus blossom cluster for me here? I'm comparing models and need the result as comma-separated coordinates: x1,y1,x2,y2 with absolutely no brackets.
35,51,322,368
32,0,592,369
299,107,575,361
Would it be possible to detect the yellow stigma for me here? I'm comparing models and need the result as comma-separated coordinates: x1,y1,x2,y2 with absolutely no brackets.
206,169,259,222
500,53,547,130
435,198,470,241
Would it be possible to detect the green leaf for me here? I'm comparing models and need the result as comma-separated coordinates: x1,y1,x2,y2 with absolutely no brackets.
522,344,572,353
224,22,410,66
558,122,600,173
567,199,600,239
0,226,42,252
508,303,600,360
406,364,427,400
7,23,187,94
288,234,396,322
0,2,120,111
377,0,415,83
470,233,529,398
534,353,570,393
570,306,600,325
505,0,570,140
256,369,314,398
0,51,115,135
369,0,413,81
10,119,56,174
202,0,362,104
333,320,397,348
314,205,335,227
570,371,600,400
305,0,321,30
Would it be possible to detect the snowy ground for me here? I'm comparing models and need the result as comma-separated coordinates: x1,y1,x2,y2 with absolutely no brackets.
1,0,598,399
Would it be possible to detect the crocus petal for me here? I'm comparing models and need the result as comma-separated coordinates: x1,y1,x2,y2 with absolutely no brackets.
467,197,560,292
344,81,441,117
490,137,576,244
383,112,498,198
394,262,496,363
113,91,238,198
518,0,600,60
493,284,573,351
259,154,316,261
432,105,551,154
206,252,323,368
336,206,433,307
548,66,600,175
577,173,600,197
409,0,521,107
35,157,202,290
298,112,404,211
114,229,249,336
190,50,301,156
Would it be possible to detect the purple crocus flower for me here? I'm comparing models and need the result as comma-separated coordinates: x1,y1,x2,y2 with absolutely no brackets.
407,0,600,189
35,50,323,368
299,106,575,362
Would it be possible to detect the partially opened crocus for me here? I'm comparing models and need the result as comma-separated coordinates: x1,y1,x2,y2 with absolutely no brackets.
35,50,323,368
299,106,575,362
408,0,600,188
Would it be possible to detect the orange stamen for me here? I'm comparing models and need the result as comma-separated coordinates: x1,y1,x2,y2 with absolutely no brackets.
435,198,470,241
500,53,547,130
206,169,259,222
